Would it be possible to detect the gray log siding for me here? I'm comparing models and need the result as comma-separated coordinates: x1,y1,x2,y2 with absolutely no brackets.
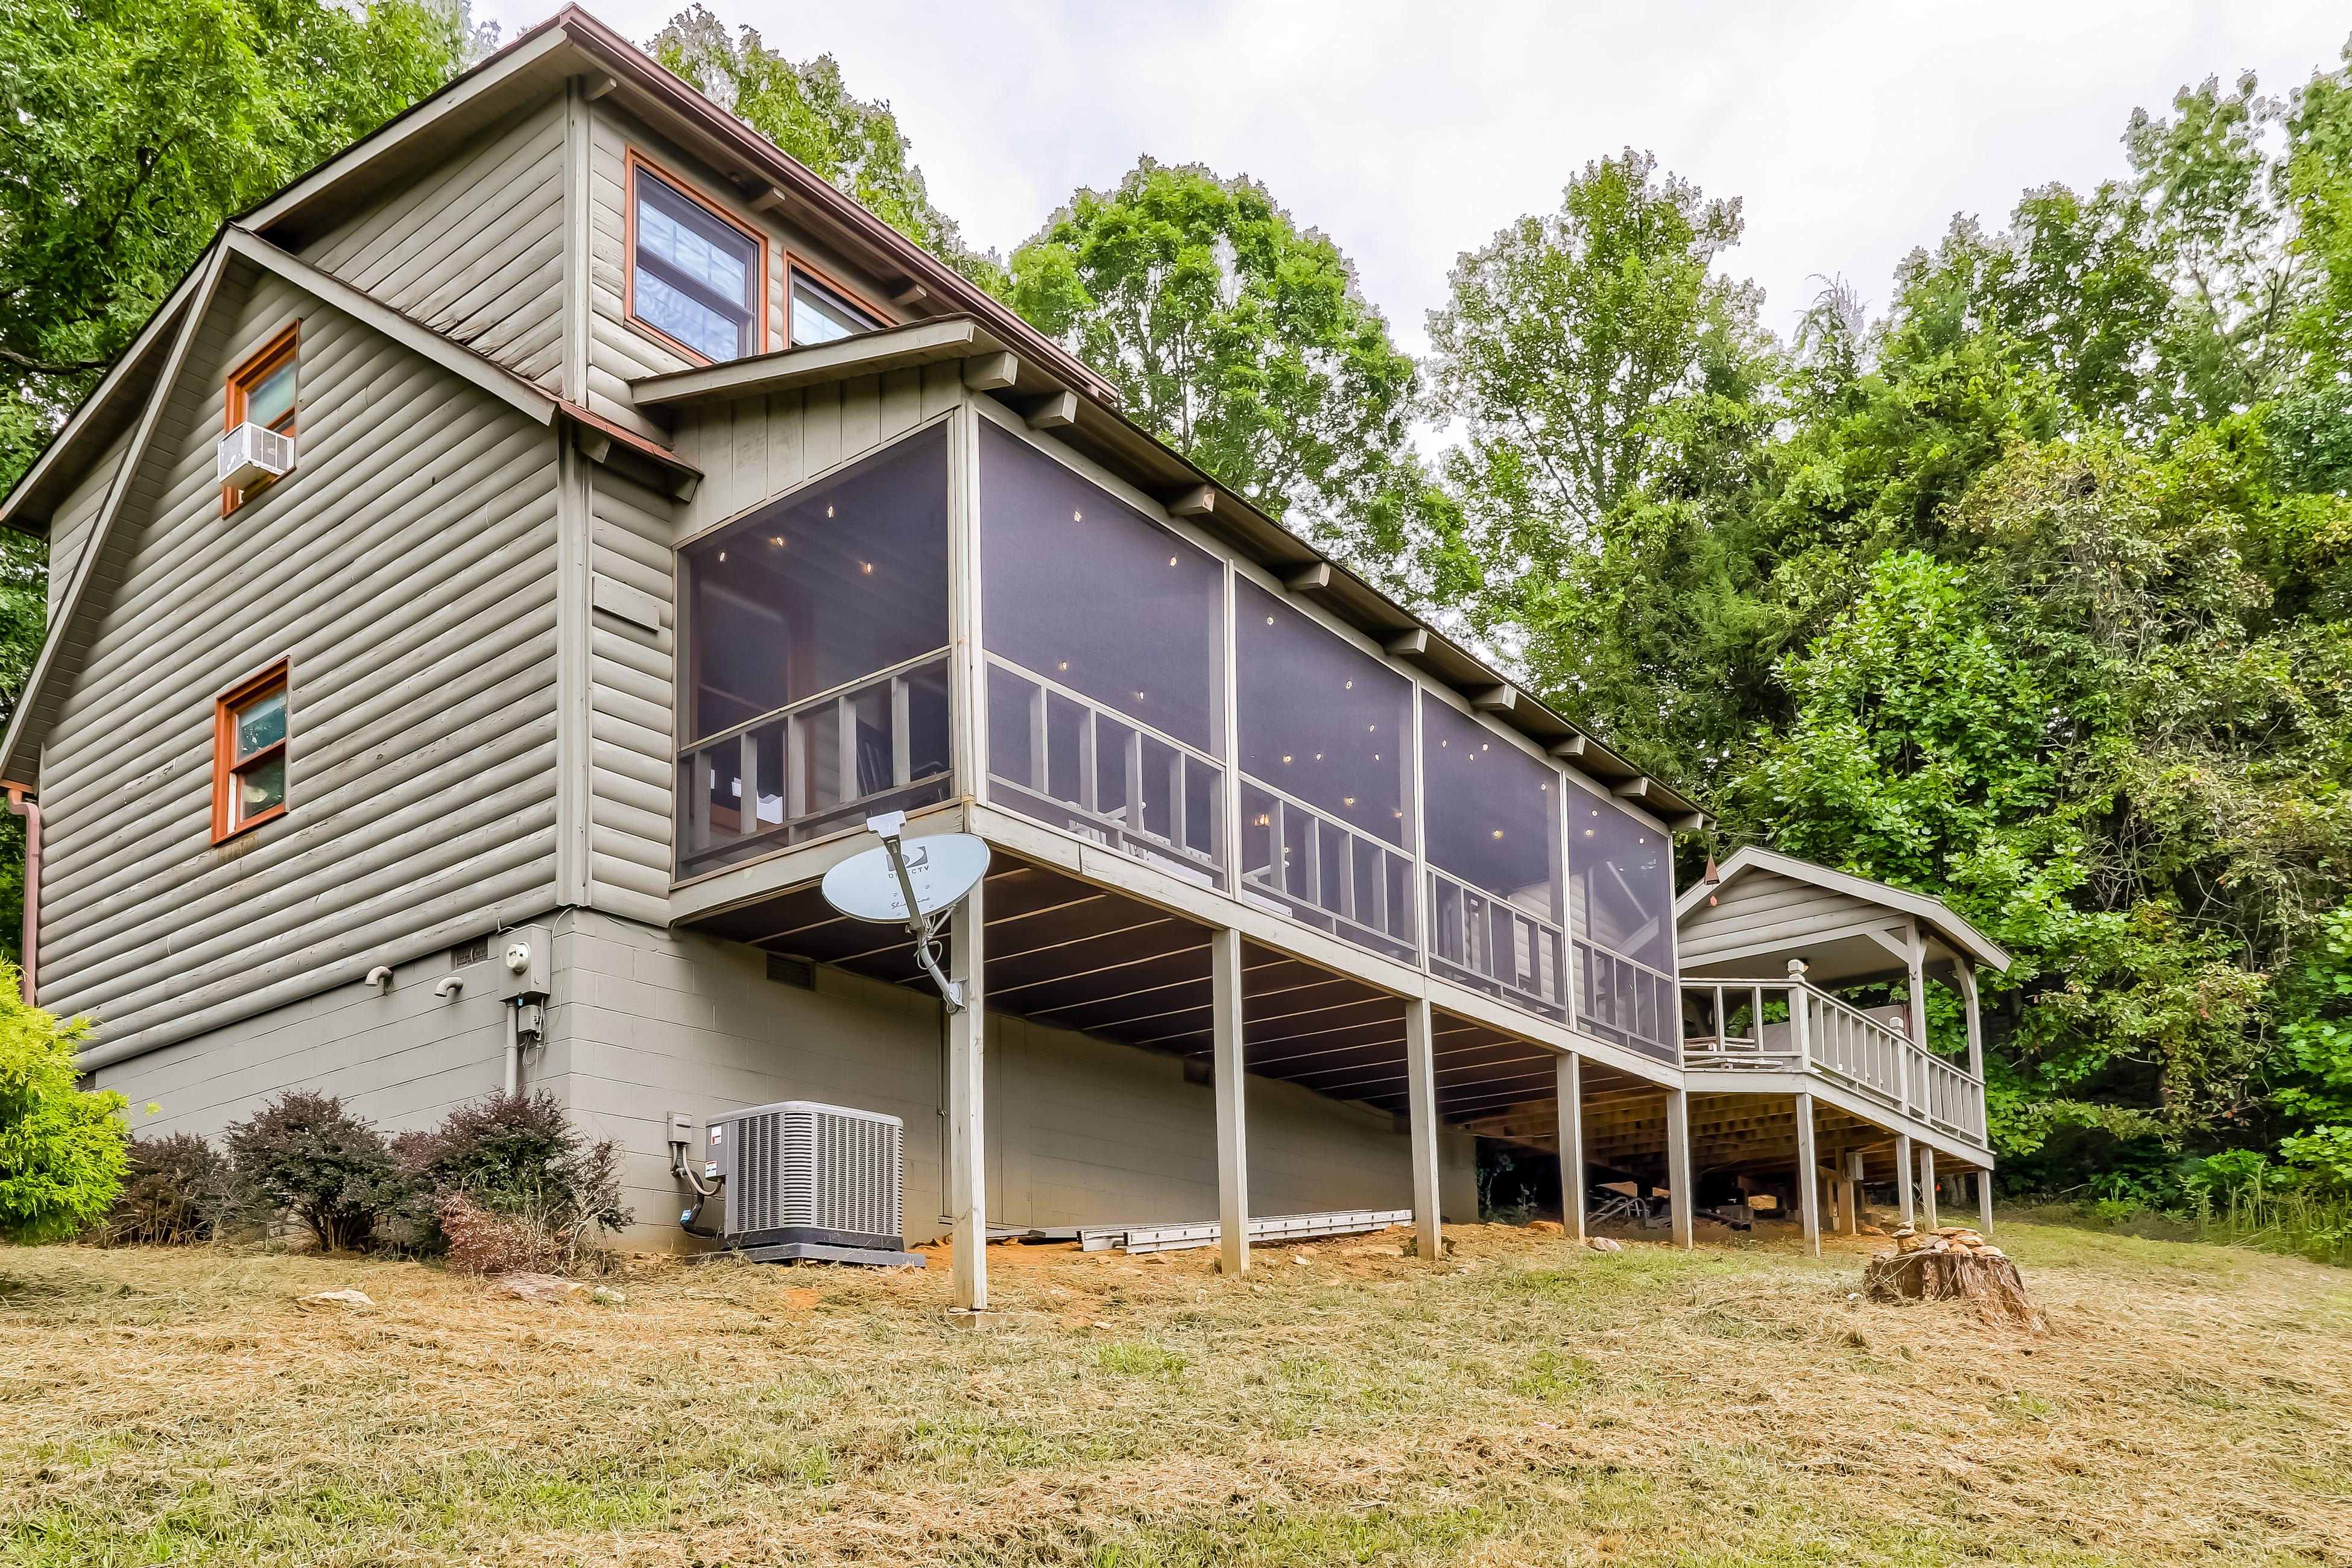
45,430,132,621
541,911,1478,1248
669,366,966,538
1676,870,1891,968
586,467,677,921
304,96,571,388
37,271,564,1057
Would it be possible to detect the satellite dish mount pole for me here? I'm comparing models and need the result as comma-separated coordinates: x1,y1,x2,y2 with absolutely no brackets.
868,812,963,1011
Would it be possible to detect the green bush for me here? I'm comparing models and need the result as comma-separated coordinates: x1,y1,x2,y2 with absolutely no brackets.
223,1091,405,1252
0,964,126,1242
103,1131,229,1245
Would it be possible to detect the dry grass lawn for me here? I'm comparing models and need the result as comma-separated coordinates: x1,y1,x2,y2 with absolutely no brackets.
4,1216,2350,1566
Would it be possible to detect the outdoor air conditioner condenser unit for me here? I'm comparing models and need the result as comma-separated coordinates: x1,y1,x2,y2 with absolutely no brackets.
684,1100,918,1266
216,421,294,491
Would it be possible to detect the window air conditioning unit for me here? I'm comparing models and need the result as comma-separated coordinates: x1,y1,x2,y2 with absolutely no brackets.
683,1100,917,1266
217,422,294,490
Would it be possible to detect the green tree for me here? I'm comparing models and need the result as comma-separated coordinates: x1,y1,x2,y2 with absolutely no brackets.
0,966,125,1242
0,0,473,488
1007,157,1421,548
649,5,1000,291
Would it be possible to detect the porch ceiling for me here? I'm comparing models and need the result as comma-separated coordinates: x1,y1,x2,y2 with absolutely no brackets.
675,852,1587,1128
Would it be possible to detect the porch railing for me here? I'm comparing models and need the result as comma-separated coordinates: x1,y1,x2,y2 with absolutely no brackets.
1239,780,1414,961
1573,939,1680,1064
1681,978,1987,1144
1426,867,1566,1022
985,656,1225,887
676,653,952,877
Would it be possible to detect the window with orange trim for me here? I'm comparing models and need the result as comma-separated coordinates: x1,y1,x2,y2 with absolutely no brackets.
224,326,299,513
213,663,288,841
628,160,764,362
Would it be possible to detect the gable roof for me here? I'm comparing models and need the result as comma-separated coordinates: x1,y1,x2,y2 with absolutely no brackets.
1674,845,2010,973
0,227,688,785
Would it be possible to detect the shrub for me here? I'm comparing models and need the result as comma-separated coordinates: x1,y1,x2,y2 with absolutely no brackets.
222,1092,405,1252
394,1091,630,1272
0,964,126,1242
103,1131,228,1245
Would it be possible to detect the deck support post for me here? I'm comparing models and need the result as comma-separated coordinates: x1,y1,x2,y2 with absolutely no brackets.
1893,1133,1915,1228
1959,966,1984,1081
1977,1166,1994,1235
947,877,988,1311
1918,1144,1939,1230
1404,996,1444,1263
1556,1052,1584,1242
1794,1092,1821,1257
1210,926,1249,1276
1664,1086,1695,1248
1843,1149,1864,1234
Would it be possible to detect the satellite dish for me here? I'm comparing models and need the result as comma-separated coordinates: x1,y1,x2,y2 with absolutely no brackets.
823,832,990,924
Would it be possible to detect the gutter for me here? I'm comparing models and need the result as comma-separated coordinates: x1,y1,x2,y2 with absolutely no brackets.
5,783,37,1006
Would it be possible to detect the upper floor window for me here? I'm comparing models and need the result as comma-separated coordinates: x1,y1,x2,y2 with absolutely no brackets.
630,160,762,362
213,662,288,841
790,270,882,347
224,326,298,511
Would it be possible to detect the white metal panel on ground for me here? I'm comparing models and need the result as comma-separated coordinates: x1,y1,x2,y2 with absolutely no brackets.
35,265,563,1060
1085,1209,1414,1254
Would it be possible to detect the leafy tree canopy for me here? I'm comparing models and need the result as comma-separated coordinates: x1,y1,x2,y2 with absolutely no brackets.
649,5,1002,292
1007,157,1421,552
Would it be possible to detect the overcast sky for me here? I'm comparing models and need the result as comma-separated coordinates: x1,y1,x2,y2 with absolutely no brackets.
484,2,2350,352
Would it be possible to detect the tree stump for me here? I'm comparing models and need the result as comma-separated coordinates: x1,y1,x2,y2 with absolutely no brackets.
1864,1245,2046,1332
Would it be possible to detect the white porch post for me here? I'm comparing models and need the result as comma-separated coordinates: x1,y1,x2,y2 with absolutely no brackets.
1210,926,1249,1275
1826,1147,1847,1233
1959,966,1985,1081
1918,1144,1939,1230
947,877,988,1310
1664,1086,1695,1248
1844,1149,1864,1234
1404,996,1444,1263
1557,1051,1585,1242
1893,1133,1915,1228
1977,1166,1994,1235
1904,923,1927,1117
1794,1092,1821,1256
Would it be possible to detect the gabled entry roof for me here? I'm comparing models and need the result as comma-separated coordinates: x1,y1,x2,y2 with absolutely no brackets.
1675,846,2010,976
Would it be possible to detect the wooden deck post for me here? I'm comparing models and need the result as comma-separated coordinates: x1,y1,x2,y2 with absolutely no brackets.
1404,996,1444,1263
1556,1051,1585,1242
1918,1144,1939,1230
1210,925,1249,1276
1664,1086,1695,1248
947,876,988,1311
1843,1149,1864,1234
1794,1092,1821,1257
1826,1143,1847,1233
1892,1133,1915,1228
1977,1166,1994,1235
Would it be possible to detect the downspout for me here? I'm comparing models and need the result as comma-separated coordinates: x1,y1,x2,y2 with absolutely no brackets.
5,785,36,1005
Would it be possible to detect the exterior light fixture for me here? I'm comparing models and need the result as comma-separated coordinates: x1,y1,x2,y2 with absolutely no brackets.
826,505,834,517
717,550,727,561
861,562,873,574
769,535,783,546
1343,797,1355,806
1492,829,1504,839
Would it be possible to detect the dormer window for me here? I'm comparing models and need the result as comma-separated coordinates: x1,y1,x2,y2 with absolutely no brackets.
629,159,763,362
790,270,882,347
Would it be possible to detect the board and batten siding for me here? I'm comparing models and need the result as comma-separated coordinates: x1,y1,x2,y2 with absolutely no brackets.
37,267,565,1058
303,96,570,390
44,429,133,619
669,367,966,538
1675,870,1897,970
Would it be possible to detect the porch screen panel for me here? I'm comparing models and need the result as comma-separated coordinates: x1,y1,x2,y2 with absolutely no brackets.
675,425,951,876
1235,580,1414,956
979,423,1227,882
1420,694,1565,1019
1566,782,1678,1062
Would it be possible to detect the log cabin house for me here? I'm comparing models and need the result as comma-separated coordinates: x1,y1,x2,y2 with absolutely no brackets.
0,9,1997,1301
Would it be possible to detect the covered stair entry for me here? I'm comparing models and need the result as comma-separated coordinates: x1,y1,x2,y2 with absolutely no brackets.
1672,847,2007,1249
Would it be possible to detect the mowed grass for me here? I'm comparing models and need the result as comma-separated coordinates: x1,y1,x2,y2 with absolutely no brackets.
4,1217,2350,1566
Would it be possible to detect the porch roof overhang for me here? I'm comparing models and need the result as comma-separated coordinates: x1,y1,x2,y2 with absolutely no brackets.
1675,846,2010,977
